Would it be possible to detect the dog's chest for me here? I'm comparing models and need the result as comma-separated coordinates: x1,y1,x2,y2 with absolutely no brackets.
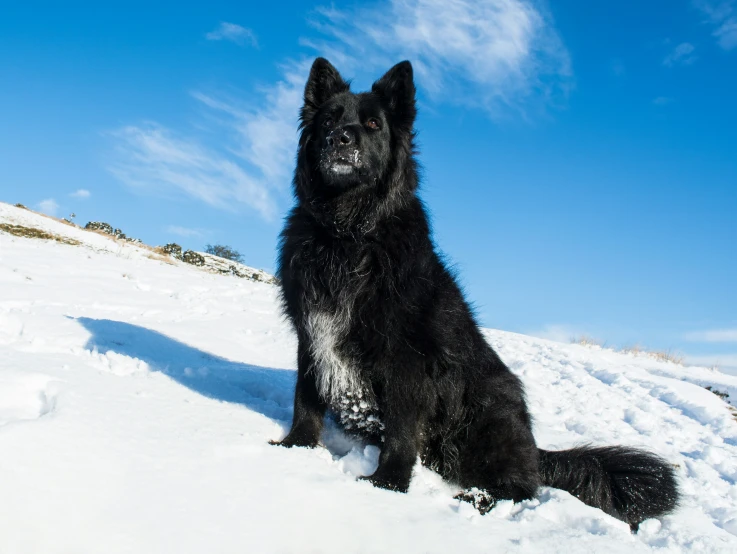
305,308,384,438
289,233,386,436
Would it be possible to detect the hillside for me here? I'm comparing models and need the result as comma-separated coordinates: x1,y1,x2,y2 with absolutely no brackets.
1,201,737,553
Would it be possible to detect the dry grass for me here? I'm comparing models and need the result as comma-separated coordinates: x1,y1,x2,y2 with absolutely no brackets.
572,336,685,366
24,206,81,229
620,344,642,356
572,335,606,348
4,203,175,263
0,223,81,246
78,228,176,265
85,228,119,240
146,250,177,265
649,349,685,365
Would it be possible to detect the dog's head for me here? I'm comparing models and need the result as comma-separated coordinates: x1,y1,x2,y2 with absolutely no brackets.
296,58,417,199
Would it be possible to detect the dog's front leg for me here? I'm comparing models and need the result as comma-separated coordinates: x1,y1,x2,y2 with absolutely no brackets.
270,337,326,448
361,384,423,492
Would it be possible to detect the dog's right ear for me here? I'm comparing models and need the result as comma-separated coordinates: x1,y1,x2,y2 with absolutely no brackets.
303,58,349,114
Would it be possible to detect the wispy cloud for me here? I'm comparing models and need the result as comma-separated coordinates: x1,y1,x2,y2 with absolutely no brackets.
108,123,276,219
110,1,570,218
70,189,91,199
663,42,697,66
190,61,307,192
205,22,258,47
166,225,205,238
37,198,59,216
684,328,737,342
694,1,737,50
108,62,305,220
305,0,573,116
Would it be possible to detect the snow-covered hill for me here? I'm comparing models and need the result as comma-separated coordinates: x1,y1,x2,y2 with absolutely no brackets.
2,201,737,553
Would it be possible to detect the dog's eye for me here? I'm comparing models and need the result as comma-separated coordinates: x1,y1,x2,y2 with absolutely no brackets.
323,118,334,128
366,118,381,130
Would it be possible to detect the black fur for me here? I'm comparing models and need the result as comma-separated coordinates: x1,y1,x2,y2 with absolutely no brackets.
271,58,679,529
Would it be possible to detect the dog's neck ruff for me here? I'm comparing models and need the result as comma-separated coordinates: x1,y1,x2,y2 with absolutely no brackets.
304,198,377,239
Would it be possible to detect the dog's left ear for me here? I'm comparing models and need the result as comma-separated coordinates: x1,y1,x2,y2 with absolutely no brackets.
372,61,416,129
300,58,350,129
304,58,350,111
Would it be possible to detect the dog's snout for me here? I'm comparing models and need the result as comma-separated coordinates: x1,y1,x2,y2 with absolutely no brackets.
327,128,355,148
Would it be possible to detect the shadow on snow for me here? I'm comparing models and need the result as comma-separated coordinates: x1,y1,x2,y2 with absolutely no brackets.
74,317,295,424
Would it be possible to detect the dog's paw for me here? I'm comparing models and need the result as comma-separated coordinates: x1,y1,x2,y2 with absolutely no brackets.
268,434,319,449
359,473,410,493
454,488,497,515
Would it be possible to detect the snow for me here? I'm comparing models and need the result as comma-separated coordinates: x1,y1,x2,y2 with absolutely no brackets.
2,201,737,553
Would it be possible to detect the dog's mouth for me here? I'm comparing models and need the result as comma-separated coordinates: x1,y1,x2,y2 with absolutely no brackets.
330,162,356,175
321,149,362,177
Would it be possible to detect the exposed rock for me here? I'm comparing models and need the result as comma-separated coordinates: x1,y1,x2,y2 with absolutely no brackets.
14,203,28,210
84,221,141,243
11,205,277,284
83,221,141,243
162,243,183,260
705,386,730,402
198,252,278,284
182,250,205,266
85,221,114,235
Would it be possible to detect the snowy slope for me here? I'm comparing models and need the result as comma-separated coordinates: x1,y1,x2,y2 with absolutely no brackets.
1,201,737,554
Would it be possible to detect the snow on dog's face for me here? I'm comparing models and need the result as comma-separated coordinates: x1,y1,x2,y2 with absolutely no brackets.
297,58,417,196
316,92,389,187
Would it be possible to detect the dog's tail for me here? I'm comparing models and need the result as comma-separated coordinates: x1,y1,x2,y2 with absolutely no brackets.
538,445,679,530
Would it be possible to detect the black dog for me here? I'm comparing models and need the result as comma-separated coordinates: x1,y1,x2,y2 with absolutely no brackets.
272,57,679,530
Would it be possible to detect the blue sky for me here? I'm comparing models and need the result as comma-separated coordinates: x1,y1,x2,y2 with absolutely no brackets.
2,0,736,371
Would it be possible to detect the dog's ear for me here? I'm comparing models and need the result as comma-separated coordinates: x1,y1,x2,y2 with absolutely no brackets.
372,61,416,129
303,58,349,112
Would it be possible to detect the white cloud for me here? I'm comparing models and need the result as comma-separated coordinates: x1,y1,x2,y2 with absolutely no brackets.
684,328,737,342
663,42,697,66
108,62,306,220
166,225,205,238
694,1,737,50
715,18,737,48
110,1,571,218
70,189,91,199
306,0,573,116
191,60,307,192
205,22,258,47
108,123,276,219
37,198,59,216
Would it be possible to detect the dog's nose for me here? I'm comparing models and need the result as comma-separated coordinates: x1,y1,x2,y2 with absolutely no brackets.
327,128,355,148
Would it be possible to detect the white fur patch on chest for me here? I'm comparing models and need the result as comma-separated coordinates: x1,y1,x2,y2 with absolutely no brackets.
305,309,362,404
